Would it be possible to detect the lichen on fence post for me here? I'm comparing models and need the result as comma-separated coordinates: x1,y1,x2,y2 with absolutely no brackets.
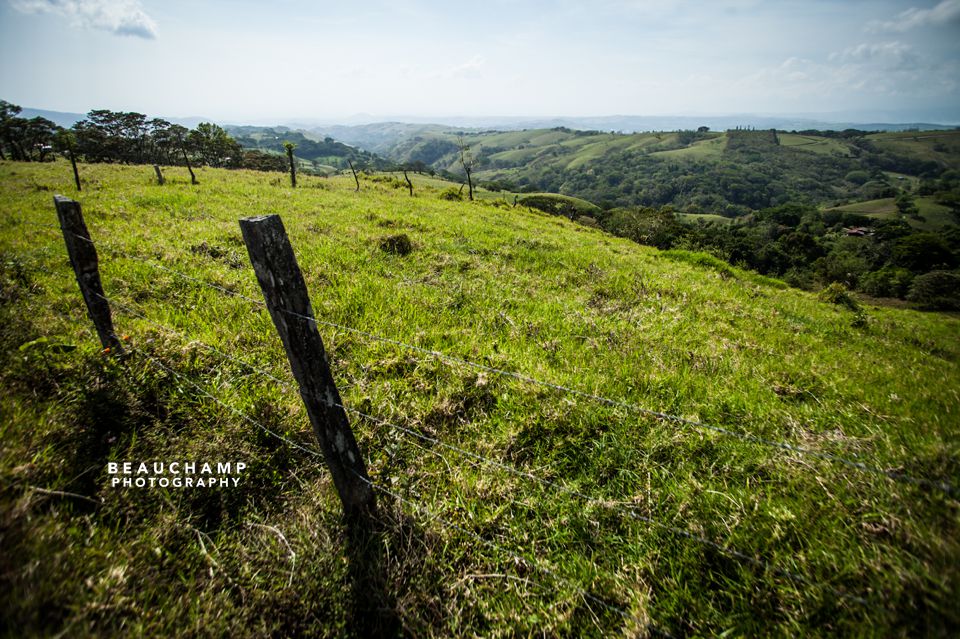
53,195,122,352
239,214,375,522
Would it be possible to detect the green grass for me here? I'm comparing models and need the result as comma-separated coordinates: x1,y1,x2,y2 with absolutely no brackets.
827,197,956,230
829,197,899,217
677,212,734,225
778,134,853,157
867,131,960,169
916,197,957,229
650,135,726,160
1,159,959,637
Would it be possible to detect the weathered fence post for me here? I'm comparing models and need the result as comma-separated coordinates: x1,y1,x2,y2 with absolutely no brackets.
153,164,165,185
283,142,297,188
348,160,360,192
180,147,198,185
53,196,122,352
69,150,81,191
239,214,375,521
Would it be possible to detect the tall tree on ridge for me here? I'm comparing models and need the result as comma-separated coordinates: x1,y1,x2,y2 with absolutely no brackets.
457,135,475,201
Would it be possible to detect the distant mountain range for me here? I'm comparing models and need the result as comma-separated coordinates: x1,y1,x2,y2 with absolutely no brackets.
18,107,959,135
312,115,958,134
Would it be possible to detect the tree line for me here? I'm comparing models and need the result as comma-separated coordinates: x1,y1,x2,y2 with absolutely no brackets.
0,100,287,172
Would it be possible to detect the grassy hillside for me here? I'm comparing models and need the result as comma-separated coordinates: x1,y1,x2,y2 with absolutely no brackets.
827,196,956,231
869,131,960,168
1,159,959,637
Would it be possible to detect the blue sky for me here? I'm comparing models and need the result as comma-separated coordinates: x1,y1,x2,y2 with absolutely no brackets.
1,0,958,123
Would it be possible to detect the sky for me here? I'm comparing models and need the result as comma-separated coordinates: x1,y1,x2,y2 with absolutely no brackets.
1,0,959,124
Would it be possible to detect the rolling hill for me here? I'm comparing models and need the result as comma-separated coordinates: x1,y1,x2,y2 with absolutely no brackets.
308,123,960,215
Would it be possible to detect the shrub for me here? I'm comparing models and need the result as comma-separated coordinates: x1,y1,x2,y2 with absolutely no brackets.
844,170,870,185
860,267,914,299
892,234,956,272
576,215,599,228
439,188,462,201
818,282,860,311
518,194,601,219
662,250,735,278
906,270,960,310
783,267,814,290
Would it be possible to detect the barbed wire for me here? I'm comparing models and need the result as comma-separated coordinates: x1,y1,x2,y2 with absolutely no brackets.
342,404,870,605
348,469,666,635
96,292,289,386
22,220,959,496
124,336,665,635
27,209,896,614
89,243,954,496
97,297,869,605
136,349,325,459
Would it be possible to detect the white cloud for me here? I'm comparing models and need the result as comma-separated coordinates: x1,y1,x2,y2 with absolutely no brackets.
829,42,920,70
867,0,960,33
431,55,486,80
10,0,157,39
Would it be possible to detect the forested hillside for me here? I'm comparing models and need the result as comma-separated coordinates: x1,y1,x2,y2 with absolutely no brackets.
317,124,960,215
225,126,387,174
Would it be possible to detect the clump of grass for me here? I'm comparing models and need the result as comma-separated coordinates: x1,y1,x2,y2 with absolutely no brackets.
378,233,413,256
439,187,463,201
819,281,861,310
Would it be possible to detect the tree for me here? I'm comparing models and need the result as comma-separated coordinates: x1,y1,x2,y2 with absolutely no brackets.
457,135,475,201
906,271,960,310
53,130,82,190
0,100,24,160
0,103,58,162
895,193,919,218
22,117,58,161
146,118,176,164
189,122,241,168
892,233,955,272
169,124,198,184
73,109,149,163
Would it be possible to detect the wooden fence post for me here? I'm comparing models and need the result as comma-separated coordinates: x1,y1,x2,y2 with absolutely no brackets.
348,160,360,192
53,196,122,352
69,150,81,191
153,165,165,185
239,214,375,520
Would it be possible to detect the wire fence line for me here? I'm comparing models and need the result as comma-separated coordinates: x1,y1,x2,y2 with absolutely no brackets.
124,343,667,635
19,217,957,496
41,222,953,497
348,469,669,636
138,349,325,459
96,290,869,606
17,207,907,625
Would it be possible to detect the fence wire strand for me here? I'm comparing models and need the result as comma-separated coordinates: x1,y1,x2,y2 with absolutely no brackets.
101,299,869,605
123,335,663,635
24,207,904,620
73,237,954,497
136,349,325,460
349,470,658,633
26,219,953,495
